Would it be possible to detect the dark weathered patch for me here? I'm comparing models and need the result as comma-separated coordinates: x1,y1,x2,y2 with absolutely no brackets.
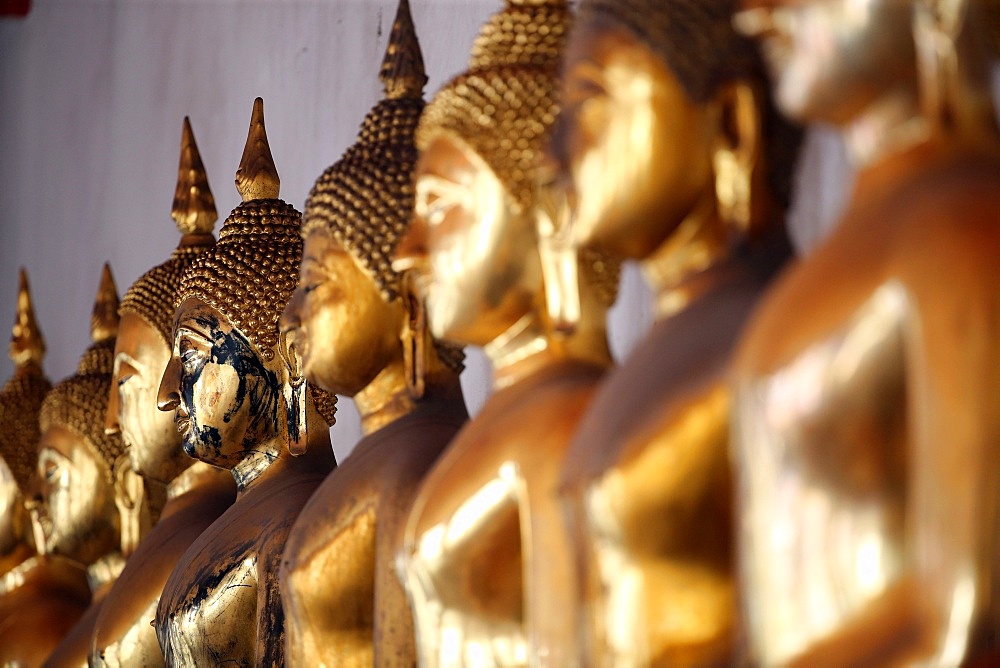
179,312,280,465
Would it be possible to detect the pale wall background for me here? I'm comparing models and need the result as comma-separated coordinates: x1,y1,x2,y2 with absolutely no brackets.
0,0,854,458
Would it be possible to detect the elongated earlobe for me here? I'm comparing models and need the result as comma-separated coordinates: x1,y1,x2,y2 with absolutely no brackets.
112,453,150,557
712,81,759,233
401,271,428,400
284,376,308,456
278,331,308,456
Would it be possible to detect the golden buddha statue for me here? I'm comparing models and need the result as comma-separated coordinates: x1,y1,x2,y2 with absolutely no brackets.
391,1,618,663
0,269,91,665
92,117,236,667
278,2,468,665
730,0,1000,664
37,263,130,666
154,97,337,665
543,0,803,663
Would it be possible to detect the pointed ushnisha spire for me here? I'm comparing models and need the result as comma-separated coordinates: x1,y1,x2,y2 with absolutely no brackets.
90,263,120,344
9,268,45,368
172,116,218,237
235,97,280,202
380,0,428,100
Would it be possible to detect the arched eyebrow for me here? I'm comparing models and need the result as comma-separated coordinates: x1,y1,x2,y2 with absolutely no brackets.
113,351,145,377
564,60,608,98
415,175,470,222
301,250,343,281
173,325,214,350
417,174,467,199
38,448,70,466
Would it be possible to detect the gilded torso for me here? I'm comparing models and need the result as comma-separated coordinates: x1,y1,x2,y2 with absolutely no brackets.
402,359,604,667
92,466,234,666
0,556,90,666
560,240,787,666
281,397,468,667
733,144,1000,665
156,469,327,666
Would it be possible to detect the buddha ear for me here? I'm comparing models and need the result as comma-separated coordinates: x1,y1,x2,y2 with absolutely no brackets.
712,80,760,232
112,454,150,557
276,329,296,379
400,271,428,400
277,330,308,456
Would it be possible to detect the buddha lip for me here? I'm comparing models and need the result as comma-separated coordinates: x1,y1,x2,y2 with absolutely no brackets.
174,415,191,437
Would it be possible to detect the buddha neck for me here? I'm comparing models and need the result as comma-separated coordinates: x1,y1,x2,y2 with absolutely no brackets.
485,312,609,391
484,312,553,391
353,356,415,437
166,460,225,502
13,360,43,380
0,541,33,578
87,550,125,595
231,422,332,495
641,193,730,321
844,85,929,169
231,435,284,493
0,553,38,596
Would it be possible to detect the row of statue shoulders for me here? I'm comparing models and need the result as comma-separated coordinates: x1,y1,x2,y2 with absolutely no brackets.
1,0,999,665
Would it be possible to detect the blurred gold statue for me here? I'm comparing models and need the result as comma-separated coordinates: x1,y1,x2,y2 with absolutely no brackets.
392,0,618,664
92,117,236,666
0,269,91,665
278,2,468,665
545,0,802,663
154,98,337,665
731,0,1000,664
37,264,130,666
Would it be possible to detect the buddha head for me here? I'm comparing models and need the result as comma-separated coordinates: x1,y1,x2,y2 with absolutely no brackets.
0,270,51,559
735,0,998,142
36,265,124,564
395,0,619,352
733,0,916,127
106,117,217,486
282,0,463,403
157,98,336,474
547,0,802,260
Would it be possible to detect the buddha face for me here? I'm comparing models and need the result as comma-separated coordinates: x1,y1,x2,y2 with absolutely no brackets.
549,21,716,260
0,458,23,557
281,230,404,397
157,298,282,469
402,134,541,346
737,0,915,125
35,425,116,562
107,313,188,484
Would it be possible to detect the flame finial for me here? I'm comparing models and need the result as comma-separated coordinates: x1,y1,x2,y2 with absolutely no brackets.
172,116,218,236
380,0,428,100
9,268,45,368
235,97,280,202
91,263,120,344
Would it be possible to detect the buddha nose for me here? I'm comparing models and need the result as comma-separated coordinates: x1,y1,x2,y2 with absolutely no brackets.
157,355,181,412
732,6,781,39
105,377,121,435
280,287,303,337
393,217,429,274
24,486,41,512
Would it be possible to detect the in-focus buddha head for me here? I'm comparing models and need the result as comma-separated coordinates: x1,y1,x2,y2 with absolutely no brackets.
36,265,123,564
283,0,462,397
106,117,217,485
733,0,915,126
0,270,51,558
548,0,801,259
394,0,572,346
157,99,336,470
